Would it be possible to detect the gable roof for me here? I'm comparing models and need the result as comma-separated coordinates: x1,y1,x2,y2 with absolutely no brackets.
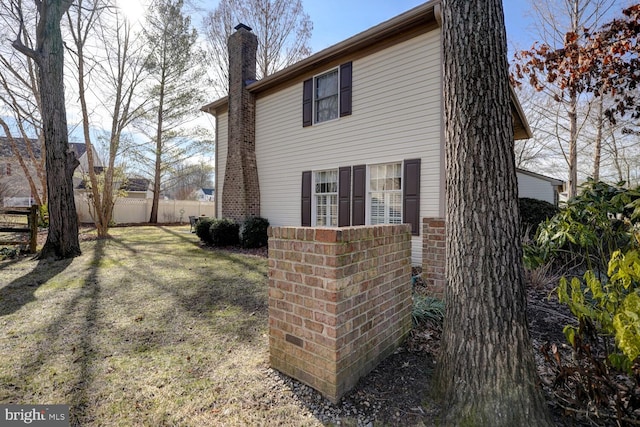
202,0,532,139
516,168,564,186
121,177,151,192
68,142,87,158
0,137,98,160
0,137,43,158
200,188,214,196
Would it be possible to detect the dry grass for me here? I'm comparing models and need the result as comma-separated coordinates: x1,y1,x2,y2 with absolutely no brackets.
0,225,324,426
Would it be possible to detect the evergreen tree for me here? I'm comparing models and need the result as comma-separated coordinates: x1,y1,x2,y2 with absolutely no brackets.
140,0,207,223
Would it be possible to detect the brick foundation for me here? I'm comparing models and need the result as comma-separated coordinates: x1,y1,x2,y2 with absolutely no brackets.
267,225,413,403
422,218,446,296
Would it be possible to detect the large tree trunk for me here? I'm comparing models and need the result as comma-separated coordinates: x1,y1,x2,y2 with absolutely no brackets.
14,0,81,259
436,0,552,425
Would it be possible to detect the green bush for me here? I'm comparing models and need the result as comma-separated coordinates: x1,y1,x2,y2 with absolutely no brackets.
524,179,640,272
240,216,269,248
195,217,215,244
558,249,640,372
519,197,558,238
210,218,240,247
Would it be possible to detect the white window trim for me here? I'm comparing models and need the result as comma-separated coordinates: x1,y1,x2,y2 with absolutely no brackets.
312,169,339,227
366,161,404,226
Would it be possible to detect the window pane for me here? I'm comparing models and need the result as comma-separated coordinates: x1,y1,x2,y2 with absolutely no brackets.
316,96,338,122
369,162,403,225
314,170,338,226
315,69,339,123
316,71,338,98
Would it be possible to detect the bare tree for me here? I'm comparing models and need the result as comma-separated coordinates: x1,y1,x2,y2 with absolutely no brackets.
0,0,47,206
204,0,312,96
437,0,553,424
513,0,617,198
12,0,81,259
65,0,149,237
163,160,214,200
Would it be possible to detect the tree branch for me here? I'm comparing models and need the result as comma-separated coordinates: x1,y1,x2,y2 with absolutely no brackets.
11,0,39,62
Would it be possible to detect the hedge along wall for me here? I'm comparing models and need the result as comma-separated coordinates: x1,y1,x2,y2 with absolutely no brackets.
267,224,413,403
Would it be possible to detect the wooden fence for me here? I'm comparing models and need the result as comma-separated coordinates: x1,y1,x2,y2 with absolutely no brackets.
0,206,38,253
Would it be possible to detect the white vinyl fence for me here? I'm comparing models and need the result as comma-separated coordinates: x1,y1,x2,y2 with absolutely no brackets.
75,196,215,225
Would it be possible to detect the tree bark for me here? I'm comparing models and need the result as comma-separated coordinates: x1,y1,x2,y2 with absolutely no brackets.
592,96,603,182
568,91,578,198
14,0,81,259
436,0,552,425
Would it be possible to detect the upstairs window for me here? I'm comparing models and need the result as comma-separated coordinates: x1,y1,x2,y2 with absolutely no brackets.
303,62,352,127
315,69,339,123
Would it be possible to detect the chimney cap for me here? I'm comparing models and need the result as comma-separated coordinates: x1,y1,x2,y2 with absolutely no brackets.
234,23,252,32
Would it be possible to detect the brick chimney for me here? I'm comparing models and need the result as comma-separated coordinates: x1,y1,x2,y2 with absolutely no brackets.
222,23,260,222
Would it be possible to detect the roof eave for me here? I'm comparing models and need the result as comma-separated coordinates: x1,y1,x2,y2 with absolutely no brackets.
200,0,441,115
510,86,533,140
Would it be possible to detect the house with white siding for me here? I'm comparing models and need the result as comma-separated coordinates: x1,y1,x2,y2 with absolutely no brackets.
202,0,532,275
516,168,565,206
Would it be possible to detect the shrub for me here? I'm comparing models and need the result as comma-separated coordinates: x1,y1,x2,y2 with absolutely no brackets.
519,197,558,238
210,218,240,247
524,180,640,272
548,248,640,425
195,217,215,244
412,295,444,326
558,249,640,372
240,216,269,248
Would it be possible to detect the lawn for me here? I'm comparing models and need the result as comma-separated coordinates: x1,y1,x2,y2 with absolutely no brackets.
0,226,325,426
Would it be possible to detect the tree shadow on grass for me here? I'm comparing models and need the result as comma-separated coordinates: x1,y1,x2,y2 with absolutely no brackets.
3,241,104,426
158,225,201,247
0,257,73,317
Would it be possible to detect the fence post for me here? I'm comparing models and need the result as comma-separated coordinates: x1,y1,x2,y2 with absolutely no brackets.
29,205,38,253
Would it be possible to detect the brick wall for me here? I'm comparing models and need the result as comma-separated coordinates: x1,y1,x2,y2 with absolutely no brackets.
422,217,446,296
222,24,260,222
268,224,413,403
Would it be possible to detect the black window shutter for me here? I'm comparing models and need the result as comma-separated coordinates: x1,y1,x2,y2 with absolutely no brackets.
403,159,421,236
338,167,351,227
339,62,352,117
303,79,313,127
351,164,366,226
301,171,312,226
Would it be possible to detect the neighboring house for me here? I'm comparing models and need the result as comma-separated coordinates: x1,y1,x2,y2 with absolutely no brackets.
516,168,565,206
201,1,532,272
76,174,152,200
0,137,43,206
69,142,105,190
194,188,215,202
120,177,153,199
0,137,104,206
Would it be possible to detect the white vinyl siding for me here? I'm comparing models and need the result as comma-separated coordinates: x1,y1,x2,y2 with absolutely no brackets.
255,31,441,265
215,112,228,218
517,171,559,205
